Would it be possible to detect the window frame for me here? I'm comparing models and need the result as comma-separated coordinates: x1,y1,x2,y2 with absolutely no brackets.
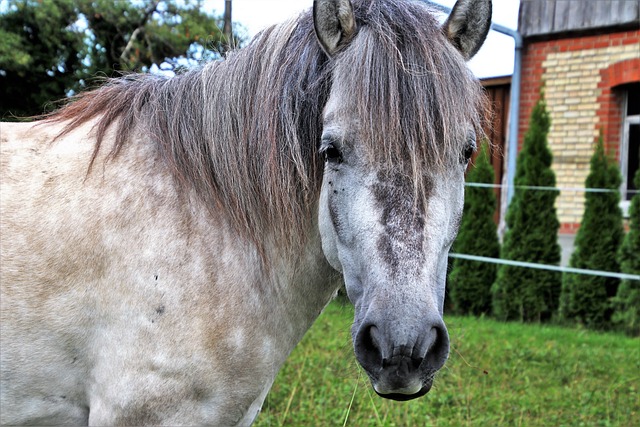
620,89,640,216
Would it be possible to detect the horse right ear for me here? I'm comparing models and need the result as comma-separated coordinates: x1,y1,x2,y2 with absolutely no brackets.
443,0,492,60
313,0,357,57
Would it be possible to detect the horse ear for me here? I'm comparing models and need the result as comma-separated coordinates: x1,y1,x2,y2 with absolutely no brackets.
442,0,492,60
313,0,357,56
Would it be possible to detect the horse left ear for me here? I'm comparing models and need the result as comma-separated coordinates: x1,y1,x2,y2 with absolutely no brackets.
313,0,357,57
442,0,492,61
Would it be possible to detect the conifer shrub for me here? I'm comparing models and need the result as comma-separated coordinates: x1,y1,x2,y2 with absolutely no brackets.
448,143,500,316
559,136,624,330
492,92,562,322
612,169,640,335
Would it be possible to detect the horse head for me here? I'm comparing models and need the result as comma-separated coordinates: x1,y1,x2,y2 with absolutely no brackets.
314,0,491,400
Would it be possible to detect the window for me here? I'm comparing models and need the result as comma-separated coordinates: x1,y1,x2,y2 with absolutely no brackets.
621,83,639,207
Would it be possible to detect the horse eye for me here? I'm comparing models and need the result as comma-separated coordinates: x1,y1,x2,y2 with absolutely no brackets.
462,139,476,164
322,144,343,164
463,145,475,163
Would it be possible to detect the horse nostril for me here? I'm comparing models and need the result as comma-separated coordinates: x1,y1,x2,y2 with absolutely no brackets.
355,324,384,370
424,324,450,370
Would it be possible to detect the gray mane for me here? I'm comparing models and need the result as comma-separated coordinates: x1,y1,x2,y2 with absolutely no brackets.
48,0,487,254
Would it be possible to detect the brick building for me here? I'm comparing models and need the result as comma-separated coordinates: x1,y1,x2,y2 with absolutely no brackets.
517,0,639,237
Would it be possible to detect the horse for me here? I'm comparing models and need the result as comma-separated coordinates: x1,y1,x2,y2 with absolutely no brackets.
0,0,491,424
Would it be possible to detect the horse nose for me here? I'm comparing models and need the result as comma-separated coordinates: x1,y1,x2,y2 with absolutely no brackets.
354,317,449,399
355,319,450,372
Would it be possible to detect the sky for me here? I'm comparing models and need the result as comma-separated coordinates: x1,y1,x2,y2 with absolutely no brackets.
208,0,521,79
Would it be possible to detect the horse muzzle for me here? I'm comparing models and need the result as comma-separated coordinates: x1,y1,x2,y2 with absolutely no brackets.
353,314,450,401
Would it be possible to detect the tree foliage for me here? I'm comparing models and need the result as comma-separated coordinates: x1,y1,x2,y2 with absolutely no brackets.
612,169,640,335
492,91,562,322
559,135,624,330
0,0,84,118
447,143,500,316
1,0,237,119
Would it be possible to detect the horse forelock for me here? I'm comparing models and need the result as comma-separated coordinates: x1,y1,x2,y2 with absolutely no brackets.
45,0,488,258
338,0,489,175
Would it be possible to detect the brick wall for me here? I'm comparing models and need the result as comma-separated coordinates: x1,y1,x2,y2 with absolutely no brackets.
519,29,640,234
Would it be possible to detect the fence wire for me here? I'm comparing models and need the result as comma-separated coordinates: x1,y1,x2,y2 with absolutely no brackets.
465,182,638,195
455,182,639,281
449,253,640,281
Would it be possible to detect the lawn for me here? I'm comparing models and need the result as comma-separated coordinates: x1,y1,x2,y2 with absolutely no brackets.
255,301,639,426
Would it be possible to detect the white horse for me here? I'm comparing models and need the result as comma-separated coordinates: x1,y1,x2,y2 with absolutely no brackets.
0,0,491,424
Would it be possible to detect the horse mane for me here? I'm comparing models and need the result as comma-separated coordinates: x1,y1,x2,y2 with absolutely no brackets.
46,0,487,255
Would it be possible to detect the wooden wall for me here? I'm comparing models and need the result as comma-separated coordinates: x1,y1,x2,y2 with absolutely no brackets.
480,76,511,223
519,0,640,38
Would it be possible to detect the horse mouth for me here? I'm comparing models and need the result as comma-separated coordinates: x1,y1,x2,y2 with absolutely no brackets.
374,385,430,401
371,375,434,401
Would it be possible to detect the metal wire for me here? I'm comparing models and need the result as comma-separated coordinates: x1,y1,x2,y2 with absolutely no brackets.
465,182,639,195
449,253,640,281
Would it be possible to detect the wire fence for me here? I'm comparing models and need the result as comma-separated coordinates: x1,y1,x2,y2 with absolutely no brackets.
449,253,640,281
465,182,639,195
452,181,639,281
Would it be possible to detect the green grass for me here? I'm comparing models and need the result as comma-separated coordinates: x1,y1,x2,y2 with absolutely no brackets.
255,301,639,426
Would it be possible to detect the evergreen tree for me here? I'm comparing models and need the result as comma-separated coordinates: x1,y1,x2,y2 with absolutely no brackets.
612,169,640,335
448,143,500,315
559,136,624,330
492,91,562,322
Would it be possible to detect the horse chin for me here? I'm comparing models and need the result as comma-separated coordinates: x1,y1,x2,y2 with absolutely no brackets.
373,385,430,401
